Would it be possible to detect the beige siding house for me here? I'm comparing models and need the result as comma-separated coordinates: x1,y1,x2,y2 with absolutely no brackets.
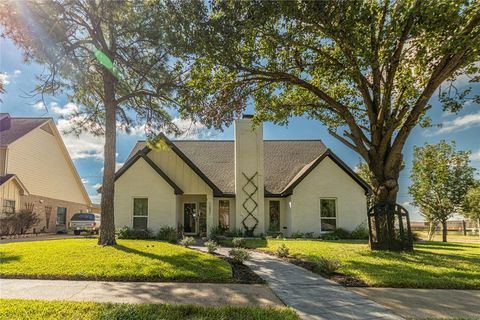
114,116,369,237
0,113,92,233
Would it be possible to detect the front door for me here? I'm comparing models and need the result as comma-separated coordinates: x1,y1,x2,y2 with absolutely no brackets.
183,203,197,234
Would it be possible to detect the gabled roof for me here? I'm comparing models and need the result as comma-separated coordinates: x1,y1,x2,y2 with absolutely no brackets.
125,137,353,196
114,150,183,195
0,174,29,195
0,114,50,146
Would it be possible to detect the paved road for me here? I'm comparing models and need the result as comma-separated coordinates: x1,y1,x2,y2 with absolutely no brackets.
194,246,402,320
351,287,480,319
0,279,282,306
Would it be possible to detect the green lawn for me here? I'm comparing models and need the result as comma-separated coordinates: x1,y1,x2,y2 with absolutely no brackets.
0,239,231,282
0,299,299,320
222,239,480,289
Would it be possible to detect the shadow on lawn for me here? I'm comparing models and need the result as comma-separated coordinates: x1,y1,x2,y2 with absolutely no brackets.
0,252,20,264
112,244,231,281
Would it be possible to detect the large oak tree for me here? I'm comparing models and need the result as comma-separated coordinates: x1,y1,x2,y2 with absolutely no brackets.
162,0,480,250
1,0,182,245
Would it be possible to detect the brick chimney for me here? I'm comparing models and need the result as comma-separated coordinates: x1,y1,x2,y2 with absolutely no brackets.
234,114,265,236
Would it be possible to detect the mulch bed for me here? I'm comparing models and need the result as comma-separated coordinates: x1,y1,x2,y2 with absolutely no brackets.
253,249,368,287
218,256,265,284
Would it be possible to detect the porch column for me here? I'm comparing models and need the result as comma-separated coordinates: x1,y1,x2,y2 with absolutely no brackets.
206,193,214,237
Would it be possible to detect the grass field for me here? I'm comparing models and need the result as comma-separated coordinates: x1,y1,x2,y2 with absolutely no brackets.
0,239,231,282
221,239,480,289
0,299,299,320
416,231,480,243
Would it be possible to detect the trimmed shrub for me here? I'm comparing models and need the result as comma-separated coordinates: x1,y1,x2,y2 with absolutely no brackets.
117,226,153,239
303,232,315,239
316,257,341,275
205,240,219,254
276,243,290,258
229,248,250,264
209,226,223,241
180,236,196,247
291,231,304,239
351,222,369,240
156,226,178,243
322,228,351,240
0,210,40,236
232,237,246,248
225,229,244,237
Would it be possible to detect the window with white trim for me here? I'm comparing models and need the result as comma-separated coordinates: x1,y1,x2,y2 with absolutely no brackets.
320,198,336,231
3,200,16,214
133,198,148,230
218,200,230,229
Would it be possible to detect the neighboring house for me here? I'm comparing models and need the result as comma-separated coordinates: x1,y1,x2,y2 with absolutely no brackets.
114,116,369,237
0,113,93,233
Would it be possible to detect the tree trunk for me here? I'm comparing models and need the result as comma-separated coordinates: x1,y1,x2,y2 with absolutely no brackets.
477,218,480,238
98,72,117,246
368,153,412,251
427,221,436,241
441,219,448,243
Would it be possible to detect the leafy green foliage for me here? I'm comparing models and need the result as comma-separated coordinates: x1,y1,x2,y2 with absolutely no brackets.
117,226,153,240
351,222,370,240
462,184,480,225
275,243,290,258
156,226,178,243
228,248,250,264
205,240,219,254
180,236,196,248
0,239,232,281
232,237,246,248
409,141,476,228
0,299,300,320
316,257,342,275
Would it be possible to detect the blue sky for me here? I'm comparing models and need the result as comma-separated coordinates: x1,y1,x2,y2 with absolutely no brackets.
1,37,479,220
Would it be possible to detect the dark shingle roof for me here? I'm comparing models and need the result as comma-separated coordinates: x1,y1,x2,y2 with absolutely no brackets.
127,140,327,194
0,174,15,186
0,114,50,146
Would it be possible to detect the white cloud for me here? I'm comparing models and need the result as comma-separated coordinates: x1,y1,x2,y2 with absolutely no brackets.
81,178,88,184
13,69,21,76
57,118,104,160
51,102,79,116
32,102,46,110
171,118,213,140
89,193,101,204
471,151,480,161
93,183,102,190
435,112,480,135
0,73,10,86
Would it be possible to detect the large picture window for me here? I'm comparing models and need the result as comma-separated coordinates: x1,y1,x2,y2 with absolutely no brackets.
320,199,336,232
56,207,67,225
133,198,148,230
218,200,230,229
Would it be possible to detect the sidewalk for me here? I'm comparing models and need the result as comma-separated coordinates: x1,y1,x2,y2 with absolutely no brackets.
0,279,282,306
194,246,402,320
350,287,480,319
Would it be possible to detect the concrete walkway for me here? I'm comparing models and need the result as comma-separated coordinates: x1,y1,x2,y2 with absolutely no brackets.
0,279,282,306
194,246,402,320
351,287,480,319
